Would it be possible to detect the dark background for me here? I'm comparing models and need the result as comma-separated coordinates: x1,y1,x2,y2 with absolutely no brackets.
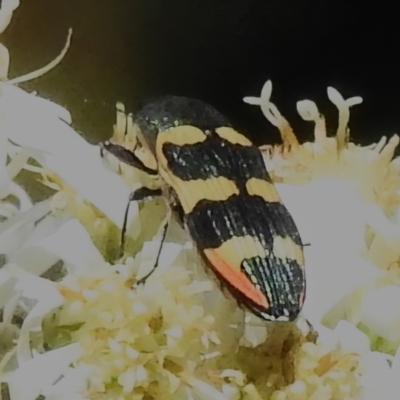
2,0,399,147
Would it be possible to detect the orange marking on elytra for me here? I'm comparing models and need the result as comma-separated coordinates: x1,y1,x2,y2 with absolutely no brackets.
204,249,269,309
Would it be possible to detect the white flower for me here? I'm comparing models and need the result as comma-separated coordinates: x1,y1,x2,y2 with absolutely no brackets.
360,285,400,343
273,320,400,400
275,178,387,325
0,0,20,36
36,219,108,276
2,343,84,400
0,83,132,228
2,3,400,394
0,24,132,229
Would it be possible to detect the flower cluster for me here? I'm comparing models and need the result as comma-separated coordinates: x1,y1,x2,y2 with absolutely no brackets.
1,2,400,400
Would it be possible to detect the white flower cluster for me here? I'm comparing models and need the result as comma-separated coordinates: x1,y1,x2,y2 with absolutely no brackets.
2,2,400,400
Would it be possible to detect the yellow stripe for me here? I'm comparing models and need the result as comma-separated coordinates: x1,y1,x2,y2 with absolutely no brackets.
272,235,304,265
215,127,253,146
166,175,239,214
245,178,281,202
157,125,207,147
208,235,267,273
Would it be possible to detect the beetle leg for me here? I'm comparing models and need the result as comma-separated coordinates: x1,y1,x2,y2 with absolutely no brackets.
161,182,185,227
99,140,158,176
133,206,172,288
120,186,162,257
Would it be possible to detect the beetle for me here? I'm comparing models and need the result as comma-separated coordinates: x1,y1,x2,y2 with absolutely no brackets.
100,96,306,322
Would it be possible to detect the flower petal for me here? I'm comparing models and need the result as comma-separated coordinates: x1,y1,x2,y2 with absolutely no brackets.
276,179,385,324
334,320,371,355
185,377,229,400
36,218,107,275
0,84,71,127
303,251,383,325
358,351,394,400
360,285,400,342
276,178,371,253
388,346,400,394
6,149,30,180
7,265,65,363
0,197,50,255
7,215,67,277
42,150,132,228
2,343,83,400
41,364,92,400
0,120,10,194
136,241,182,280
0,0,20,35
296,99,320,121
0,42,10,79
0,267,17,310
0,85,131,227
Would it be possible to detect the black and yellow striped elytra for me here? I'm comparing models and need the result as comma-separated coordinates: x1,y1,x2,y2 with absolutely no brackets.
101,96,306,322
